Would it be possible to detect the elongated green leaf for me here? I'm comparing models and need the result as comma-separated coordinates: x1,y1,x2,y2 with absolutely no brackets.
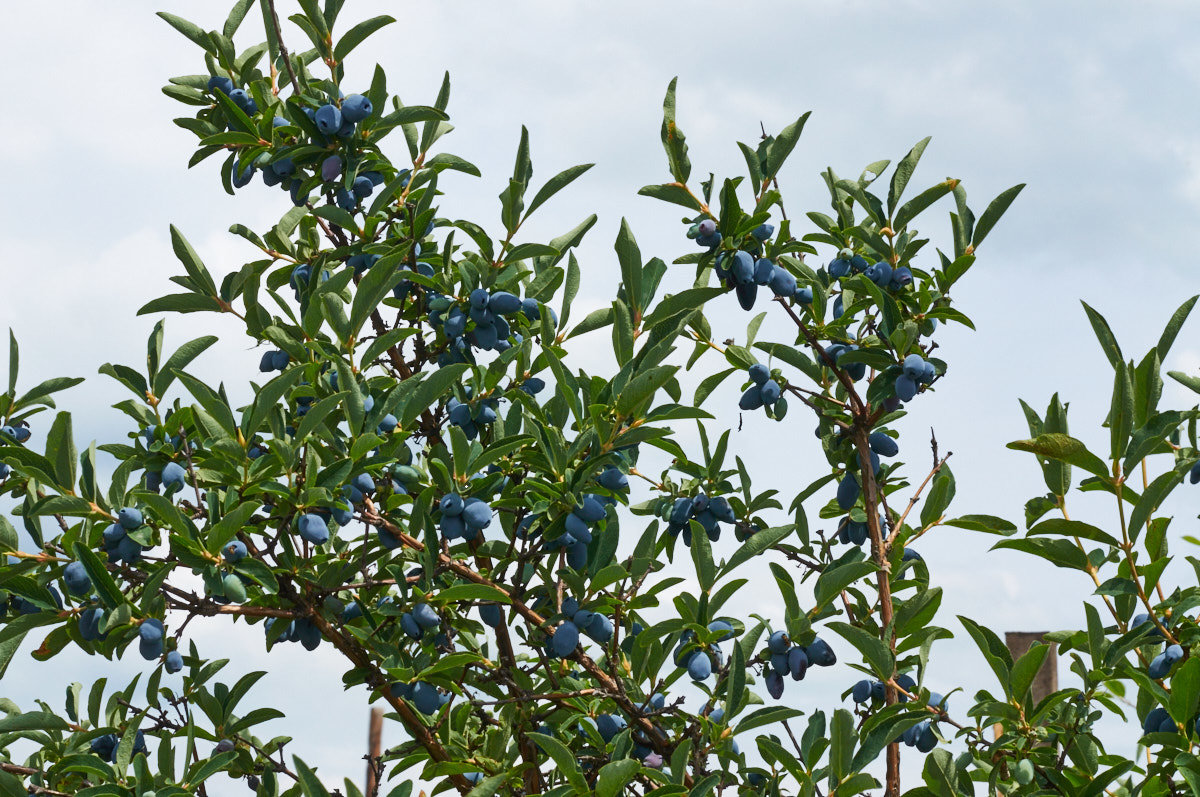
595,759,640,797
154,336,218,398
398,364,470,428
527,733,588,792
1027,518,1120,547
893,179,956,230
168,225,218,296
138,293,223,316
764,112,811,182
1007,433,1110,482
827,621,893,678
638,182,704,212
526,163,594,218
73,543,125,610
888,136,931,216
0,711,69,733
812,562,875,614
156,12,214,52
1157,295,1198,360
1081,301,1123,370
659,78,690,183
292,756,330,797
971,183,1025,248
942,514,1016,535
1009,642,1050,702
719,525,793,577
1129,464,1188,542
333,15,394,62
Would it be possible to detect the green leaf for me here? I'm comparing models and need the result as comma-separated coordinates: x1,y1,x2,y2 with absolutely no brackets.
0,711,69,733
637,182,704,212
504,243,559,263
73,543,125,610
942,515,1016,536
957,615,1012,690
1081,301,1123,371
1128,463,1188,542
659,78,690,183
45,411,77,489
527,733,588,793
615,218,643,315
812,562,875,615
887,136,932,217
293,756,330,797
1110,360,1134,461
7,330,16,396
733,706,805,735
689,518,716,593
168,225,218,296
1027,518,1120,547
1156,295,1198,360
154,335,218,399
1006,433,1110,482
764,112,811,182
595,759,640,797
971,183,1025,249
398,364,470,429
1008,643,1050,702
893,179,956,231
1169,654,1200,724
244,368,302,438
827,621,893,678
991,537,1089,571
526,163,594,218
719,525,793,577
436,584,511,604
333,15,394,62
138,293,223,316
155,12,214,53
919,470,955,528
615,366,678,416
922,748,958,796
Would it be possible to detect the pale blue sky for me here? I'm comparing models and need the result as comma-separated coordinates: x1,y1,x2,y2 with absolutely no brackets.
2,0,1200,791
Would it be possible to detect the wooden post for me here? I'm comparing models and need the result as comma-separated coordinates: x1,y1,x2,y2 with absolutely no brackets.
365,707,384,797
993,632,1058,741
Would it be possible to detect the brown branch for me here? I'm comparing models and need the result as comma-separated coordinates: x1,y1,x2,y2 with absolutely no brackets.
886,450,954,549
264,0,302,97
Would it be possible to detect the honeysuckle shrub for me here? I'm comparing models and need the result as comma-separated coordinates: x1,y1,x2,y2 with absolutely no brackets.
2,2,1199,796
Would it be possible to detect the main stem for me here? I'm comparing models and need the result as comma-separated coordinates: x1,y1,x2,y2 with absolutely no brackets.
853,419,899,796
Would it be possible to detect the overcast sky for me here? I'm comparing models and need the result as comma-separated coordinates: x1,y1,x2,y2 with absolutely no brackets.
4,0,1200,792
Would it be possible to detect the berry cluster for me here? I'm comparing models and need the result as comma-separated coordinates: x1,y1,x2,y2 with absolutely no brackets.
264,616,323,650
0,421,31,478
446,395,499,440
390,680,449,715
739,363,783,413
547,597,614,657
399,602,443,642
895,353,938,402
822,344,866,382
437,493,493,540
665,492,736,546
849,673,917,706
102,507,147,564
207,75,386,210
827,249,913,292
89,731,148,763
144,461,187,494
764,631,836,698
674,620,736,681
